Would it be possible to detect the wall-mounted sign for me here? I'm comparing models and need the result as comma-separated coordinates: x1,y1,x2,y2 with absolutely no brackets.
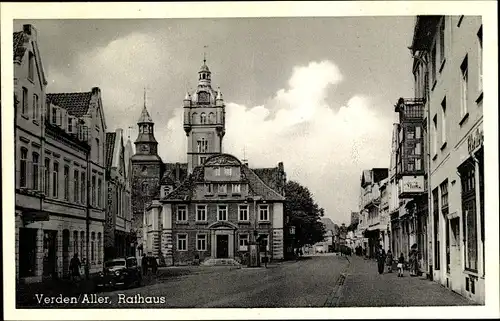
467,127,483,154
399,176,424,194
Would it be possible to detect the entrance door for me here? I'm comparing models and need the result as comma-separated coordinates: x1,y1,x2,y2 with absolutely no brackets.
42,230,58,279
62,230,70,278
450,218,462,293
216,235,229,258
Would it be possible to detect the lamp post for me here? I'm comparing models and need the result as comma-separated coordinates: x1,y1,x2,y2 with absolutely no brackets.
246,195,261,267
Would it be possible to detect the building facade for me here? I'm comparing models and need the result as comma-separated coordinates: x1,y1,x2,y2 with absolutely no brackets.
410,15,484,303
14,24,106,282
140,61,286,265
104,129,133,260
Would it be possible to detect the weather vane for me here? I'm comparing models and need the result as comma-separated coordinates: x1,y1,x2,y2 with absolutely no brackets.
203,45,208,64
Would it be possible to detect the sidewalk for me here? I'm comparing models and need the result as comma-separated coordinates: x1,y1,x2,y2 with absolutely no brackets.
336,256,478,307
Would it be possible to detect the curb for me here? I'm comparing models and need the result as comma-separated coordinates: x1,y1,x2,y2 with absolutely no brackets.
323,257,351,307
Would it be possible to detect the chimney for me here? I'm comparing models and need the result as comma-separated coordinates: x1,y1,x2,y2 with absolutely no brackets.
92,87,100,95
175,162,180,182
23,24,37,39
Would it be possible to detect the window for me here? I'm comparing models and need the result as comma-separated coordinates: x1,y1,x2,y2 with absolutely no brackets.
441,180,449,209
415,126,421,139
197,138,208,153
95,138,100,162
177,234,187,251
214,167,221,176
208,112,215,124
200,156,207,165
196,234,207,251
217,205,228,221
191,112,198,124
432,115,438,156
439,18,445,66
239,234,249,251
32,152,39,190
259,234,269,252
64,166,69,200
196,205,207,221
218,183,227,194
460,55,469,118
68,117,73,133
91,175,96,206
204,184,213,195
224,167,232,176
74,170,80,203
97,233,102,263
238,204,249,221
22,87,28,115
477,26,483,93
460,162,477,271
415,159,422,171
20,148,28,188
406,126,415,140
97,178,102,207
44,158,50,194
415,143,422,155
200,113,207,124
28,52,35,81
259,204,269,221
81,172,86,203
91,232,96,263
52,106,57,123
80,231,85,260
232,184,241,194
441,97,447,145
32,94,39,119
177,205,187,222
73,231,78,256
52,162,59,197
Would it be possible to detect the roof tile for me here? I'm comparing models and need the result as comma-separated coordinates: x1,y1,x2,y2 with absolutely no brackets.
46,92,93,118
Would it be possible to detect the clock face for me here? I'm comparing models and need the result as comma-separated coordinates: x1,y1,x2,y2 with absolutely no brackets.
198,91,210,104
141,145,149,152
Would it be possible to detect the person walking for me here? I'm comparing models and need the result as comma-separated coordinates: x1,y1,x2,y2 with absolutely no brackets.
397,253,405,277
69,253,81,282
376,245,386,274
141,253,148,276
386,250,393,273
150,256,158,276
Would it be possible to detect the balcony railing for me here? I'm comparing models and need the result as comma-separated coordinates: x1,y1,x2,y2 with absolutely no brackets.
394,98,425,120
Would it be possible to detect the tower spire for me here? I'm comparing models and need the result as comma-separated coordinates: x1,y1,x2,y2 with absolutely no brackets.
203,45,208,65
143,87,147,109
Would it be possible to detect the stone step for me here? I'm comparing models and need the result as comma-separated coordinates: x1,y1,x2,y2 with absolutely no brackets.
200,258,241,266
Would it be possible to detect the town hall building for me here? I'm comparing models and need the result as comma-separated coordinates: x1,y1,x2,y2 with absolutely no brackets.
133,59,286,265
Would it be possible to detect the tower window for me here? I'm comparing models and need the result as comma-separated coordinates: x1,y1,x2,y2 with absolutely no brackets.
209,112,215,124
200,113,207,124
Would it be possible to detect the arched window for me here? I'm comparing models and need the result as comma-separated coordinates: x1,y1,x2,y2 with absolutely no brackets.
200,113,207,124
208,112,215,124
192,112,198,124
19,147,28,188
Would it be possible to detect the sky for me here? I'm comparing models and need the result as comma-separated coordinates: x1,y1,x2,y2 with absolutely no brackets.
14,17,416,225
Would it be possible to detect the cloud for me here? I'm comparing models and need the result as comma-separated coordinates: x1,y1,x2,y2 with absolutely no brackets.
162,60,392,223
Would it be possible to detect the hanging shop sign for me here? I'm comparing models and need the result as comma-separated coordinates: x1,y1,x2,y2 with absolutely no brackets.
399,175,425,194
467,126,483,154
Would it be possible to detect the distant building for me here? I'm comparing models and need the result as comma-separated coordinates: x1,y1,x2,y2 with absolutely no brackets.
138,60,286,265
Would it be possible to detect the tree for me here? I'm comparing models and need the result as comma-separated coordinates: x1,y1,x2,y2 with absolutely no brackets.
285,181,326,249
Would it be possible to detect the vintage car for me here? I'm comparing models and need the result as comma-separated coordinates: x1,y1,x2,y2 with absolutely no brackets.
95,257,142,290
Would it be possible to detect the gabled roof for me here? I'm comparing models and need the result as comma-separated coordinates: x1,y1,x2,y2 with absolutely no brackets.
105,132,116,169
46,92,93,117
252,167,280,191
163,162,285,202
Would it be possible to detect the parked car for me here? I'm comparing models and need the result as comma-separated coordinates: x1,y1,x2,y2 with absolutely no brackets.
95,257,142,290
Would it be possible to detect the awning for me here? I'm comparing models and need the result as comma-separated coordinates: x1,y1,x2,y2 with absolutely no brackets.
22,210,50,222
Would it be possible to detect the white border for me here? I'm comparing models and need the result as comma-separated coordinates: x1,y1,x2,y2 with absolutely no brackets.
1,1,498,320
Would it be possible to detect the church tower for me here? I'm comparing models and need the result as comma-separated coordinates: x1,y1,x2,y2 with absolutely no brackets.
130,91,163,244
183,59,226,173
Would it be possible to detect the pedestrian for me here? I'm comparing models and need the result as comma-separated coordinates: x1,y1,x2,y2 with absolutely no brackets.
376,245,386,274
141,253,148,276
69,253,81,282
409,246,418,276
397,253,405,277
386,250,393,273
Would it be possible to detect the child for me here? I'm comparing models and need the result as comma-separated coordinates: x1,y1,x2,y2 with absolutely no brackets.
397,253,405,277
